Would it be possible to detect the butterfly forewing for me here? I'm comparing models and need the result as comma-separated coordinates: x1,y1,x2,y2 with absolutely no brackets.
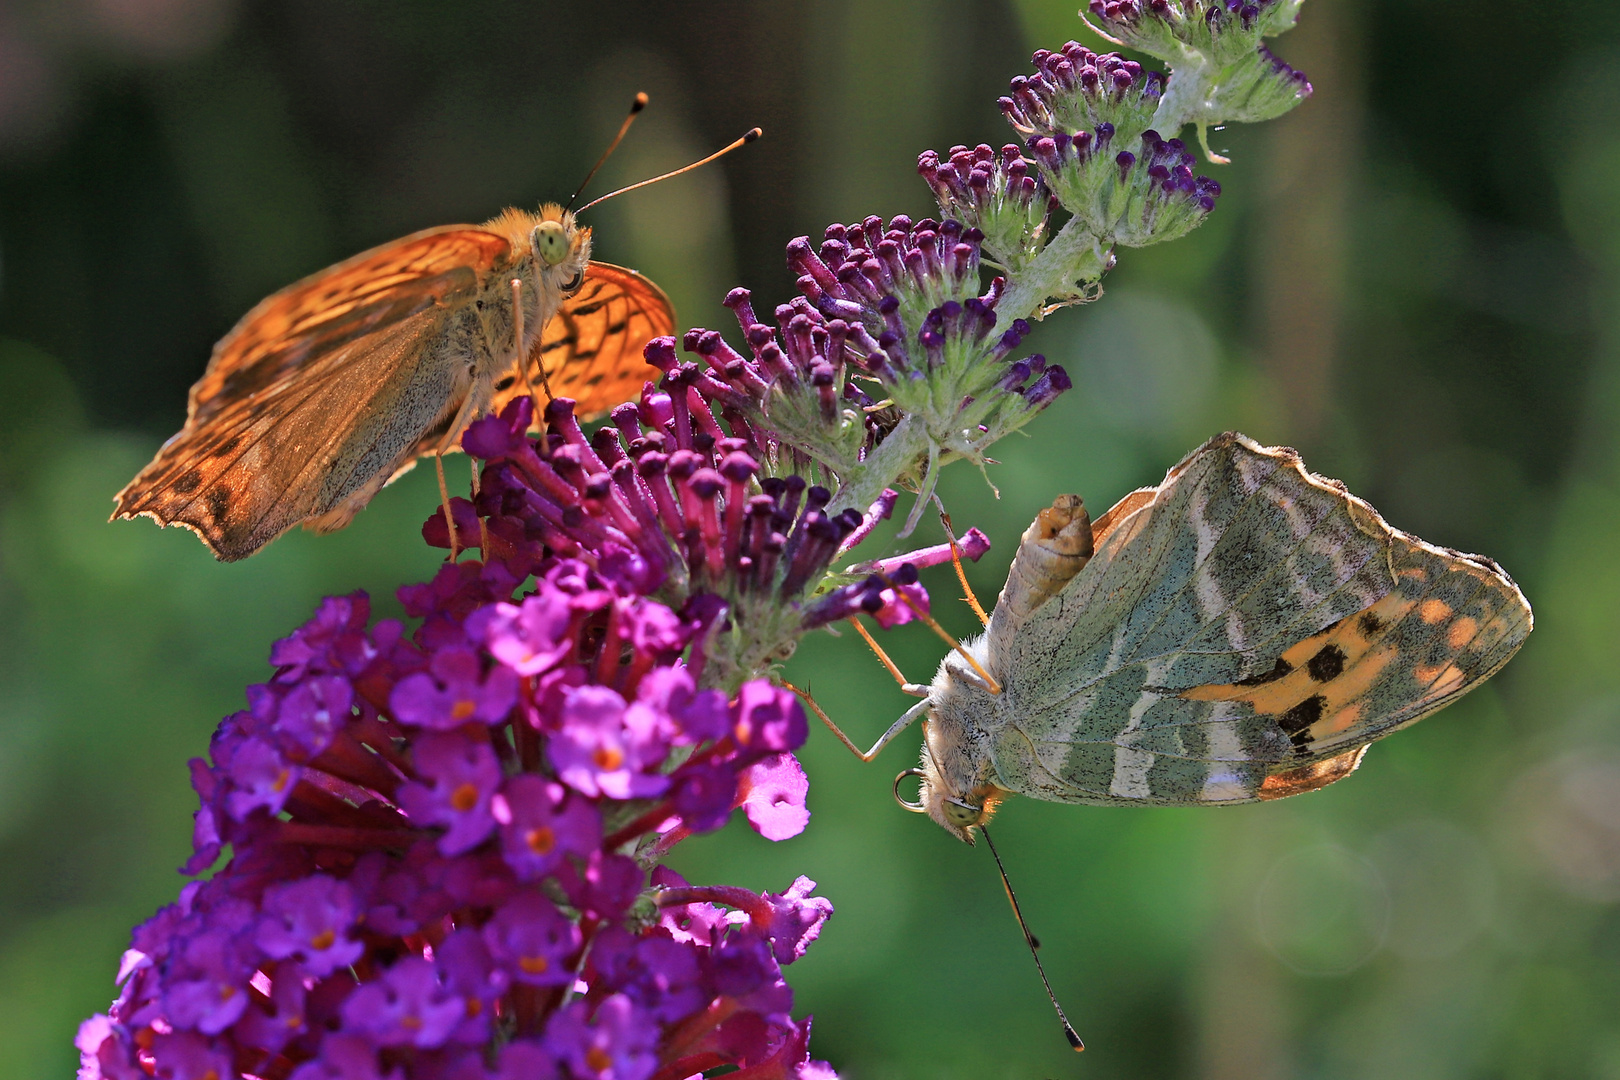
186,228,512,426
493,261,674,422
978,433,1532,807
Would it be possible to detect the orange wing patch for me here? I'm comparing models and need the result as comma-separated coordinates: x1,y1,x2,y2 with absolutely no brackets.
1088,486,1157,548
187,228,512,426
1181,591,1413,741
494,262,675,423
1257,747,1368,800
1182,541,1530,762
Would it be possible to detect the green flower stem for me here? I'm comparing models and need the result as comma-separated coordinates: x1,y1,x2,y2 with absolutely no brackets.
997,216,1113,326
825,413,931,522
1148,49,1217,137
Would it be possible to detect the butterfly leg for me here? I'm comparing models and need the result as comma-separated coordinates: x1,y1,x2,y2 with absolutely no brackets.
428,388,492,563
872,576,1003,694
847,617,932,697
509,279,544,421
471,457,489,557
434,452,460,562
936,502,990,627
782,679,931,762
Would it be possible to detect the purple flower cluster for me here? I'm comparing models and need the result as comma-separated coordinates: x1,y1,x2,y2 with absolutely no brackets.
1026,126,1220,247
450,393,861,603
915,45,1222,259
787,216,984,324
78,537,838,1079
1086,0,1295,56
434,394,947,690
916,144,1055,270
666,217,1069,485
1082,1,1310,126
999,43,1165,148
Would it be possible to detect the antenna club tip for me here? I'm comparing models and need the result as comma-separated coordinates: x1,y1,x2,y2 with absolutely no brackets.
744,127,763,141
1067,1031,1086,1052
631,92,649,110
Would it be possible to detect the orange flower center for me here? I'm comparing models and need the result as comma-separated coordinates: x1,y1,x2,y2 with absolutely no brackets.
586,1047,614,1073
519,954,550,975
450,782,481,812
451,699,477,721
309,928,335,951
526,826,557,855
593,746,624,771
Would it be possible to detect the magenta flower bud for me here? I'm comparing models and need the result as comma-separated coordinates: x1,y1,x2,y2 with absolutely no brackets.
685,467,726,577
1023,362,1073,408
638,388,675,430
723,285,758,329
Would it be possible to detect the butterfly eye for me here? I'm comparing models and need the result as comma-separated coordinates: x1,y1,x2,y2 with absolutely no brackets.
943,798,982,828
533,221,571,266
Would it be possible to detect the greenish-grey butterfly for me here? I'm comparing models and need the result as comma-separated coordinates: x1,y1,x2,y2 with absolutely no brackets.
815,431,1533,1050
839,432,1531,837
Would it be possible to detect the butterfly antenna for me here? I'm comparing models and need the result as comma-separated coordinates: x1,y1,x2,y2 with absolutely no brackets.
979,824,1085,1052
577,127,762,214
566,92,650,212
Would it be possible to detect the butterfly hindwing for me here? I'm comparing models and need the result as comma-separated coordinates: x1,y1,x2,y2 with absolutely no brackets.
980,433,1532,806
492,261,674,423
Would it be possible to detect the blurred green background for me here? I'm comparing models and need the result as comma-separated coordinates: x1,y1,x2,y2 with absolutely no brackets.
1,0,1617,1077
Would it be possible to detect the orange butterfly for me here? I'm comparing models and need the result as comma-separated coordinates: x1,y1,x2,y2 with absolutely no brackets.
112,204,673,561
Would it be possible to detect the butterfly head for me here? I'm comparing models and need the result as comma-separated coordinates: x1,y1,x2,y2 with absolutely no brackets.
528,203,591,293
897,751,1005,844
484,204,593,297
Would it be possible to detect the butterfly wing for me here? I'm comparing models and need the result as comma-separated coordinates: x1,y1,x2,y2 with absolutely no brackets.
184,227,511,426
114,310,476,559
491,261,674,423
982,432,1532,806
114,227,513,559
